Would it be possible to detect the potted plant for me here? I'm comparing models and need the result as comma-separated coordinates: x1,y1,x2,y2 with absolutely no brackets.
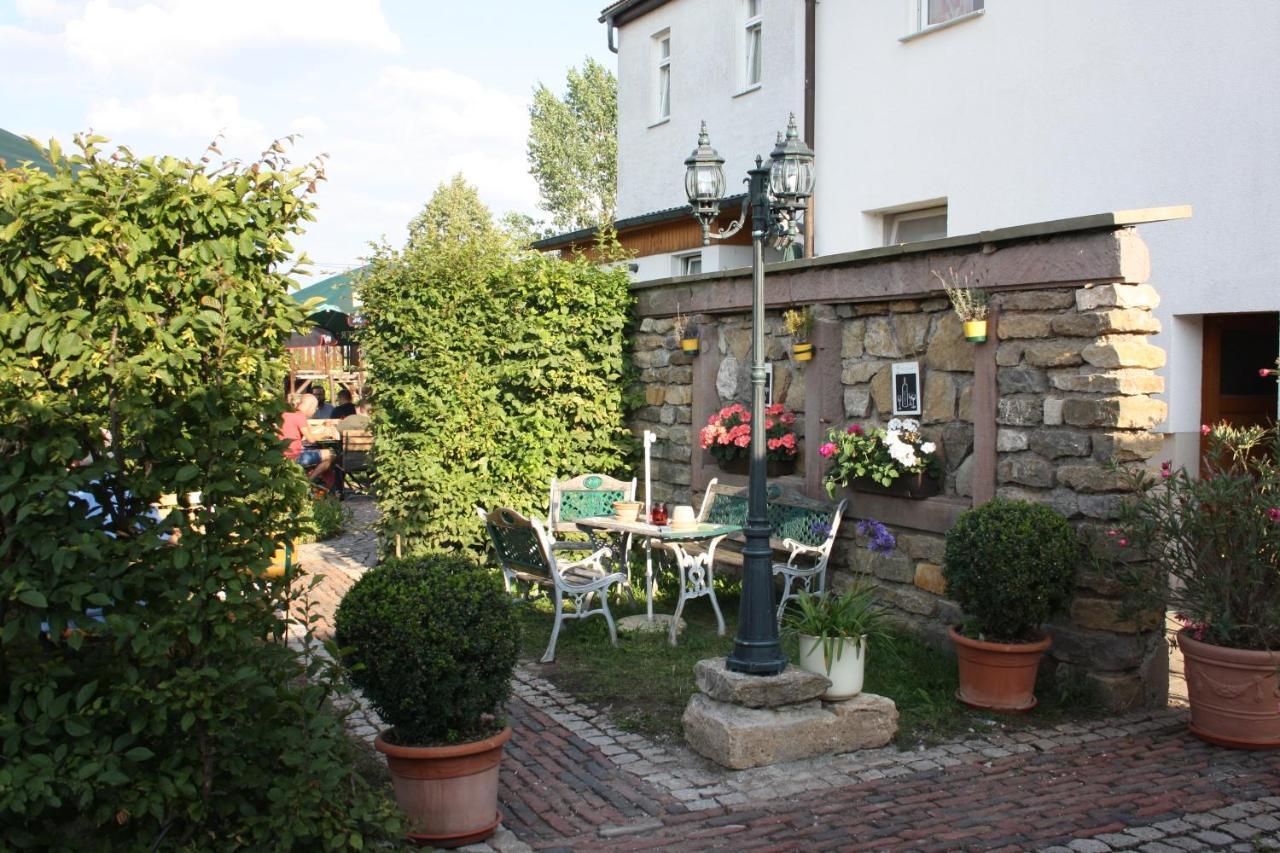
943,499,1079,712
335,554,520,846
820,419,941,499
1108,423,1280,748
699,402,798,476
783,306,815,361
673,305,699,354
784,561,896,701
933,268,989,343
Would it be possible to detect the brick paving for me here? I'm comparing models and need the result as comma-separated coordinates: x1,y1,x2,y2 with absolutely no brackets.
303,503,1280,852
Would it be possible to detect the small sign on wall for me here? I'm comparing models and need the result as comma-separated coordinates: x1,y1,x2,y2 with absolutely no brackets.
891,361,922,416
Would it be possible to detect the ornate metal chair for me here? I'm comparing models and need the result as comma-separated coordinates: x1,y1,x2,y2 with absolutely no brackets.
477,506,628,663
547,473,637,536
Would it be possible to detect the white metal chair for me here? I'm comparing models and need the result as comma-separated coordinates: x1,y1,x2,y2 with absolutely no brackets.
548,473,637,536
477,505,628,663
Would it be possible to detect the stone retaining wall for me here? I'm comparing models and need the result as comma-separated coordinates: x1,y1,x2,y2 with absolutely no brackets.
628,223,1172,709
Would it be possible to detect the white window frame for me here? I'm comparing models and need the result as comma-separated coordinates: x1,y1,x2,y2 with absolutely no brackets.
884,205,948,245
738,0,763,94
652,30,671,124
902,0,984,41
674,251,702,277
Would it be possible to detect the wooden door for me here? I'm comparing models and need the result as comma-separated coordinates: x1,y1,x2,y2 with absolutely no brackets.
1201,312,1279,435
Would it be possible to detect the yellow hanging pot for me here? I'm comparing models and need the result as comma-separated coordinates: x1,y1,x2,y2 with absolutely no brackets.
680,337,700,354
963,320,988,343
793,342,813,361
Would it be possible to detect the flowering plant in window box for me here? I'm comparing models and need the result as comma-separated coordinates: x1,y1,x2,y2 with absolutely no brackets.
699,403,798,475
820,418,941,499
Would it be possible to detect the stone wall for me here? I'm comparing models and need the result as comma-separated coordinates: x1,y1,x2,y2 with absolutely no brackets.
627,221,1174,709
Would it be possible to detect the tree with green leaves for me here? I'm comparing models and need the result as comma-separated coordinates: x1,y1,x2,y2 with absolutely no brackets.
0,135,399,848
527,57,618,233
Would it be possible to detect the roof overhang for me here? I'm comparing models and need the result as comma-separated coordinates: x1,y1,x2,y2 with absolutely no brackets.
532,194,747,252
599,0,674,25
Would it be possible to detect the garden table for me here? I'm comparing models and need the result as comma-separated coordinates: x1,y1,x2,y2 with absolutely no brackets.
574,517,741,645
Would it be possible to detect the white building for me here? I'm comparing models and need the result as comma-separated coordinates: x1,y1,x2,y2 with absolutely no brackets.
535,0,1279,453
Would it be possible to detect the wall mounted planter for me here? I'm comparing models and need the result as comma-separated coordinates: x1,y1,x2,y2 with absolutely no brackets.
844,472,941,500
792,342,814,362
681,337,700,354
962,320,988,343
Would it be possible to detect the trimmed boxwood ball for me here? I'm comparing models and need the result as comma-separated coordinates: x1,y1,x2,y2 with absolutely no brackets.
335,554,519,745
943,499,1080,643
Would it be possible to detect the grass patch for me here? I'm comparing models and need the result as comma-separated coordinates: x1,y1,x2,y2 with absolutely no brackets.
516,569,1103,748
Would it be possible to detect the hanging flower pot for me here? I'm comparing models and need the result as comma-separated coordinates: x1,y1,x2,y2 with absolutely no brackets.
792,341,813,362
963,319,988,343
680,337,700,354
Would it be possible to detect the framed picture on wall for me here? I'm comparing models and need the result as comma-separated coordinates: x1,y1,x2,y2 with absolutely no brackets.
891,361,922,416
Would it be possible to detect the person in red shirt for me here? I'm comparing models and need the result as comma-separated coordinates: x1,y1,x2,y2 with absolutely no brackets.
279,393,334,486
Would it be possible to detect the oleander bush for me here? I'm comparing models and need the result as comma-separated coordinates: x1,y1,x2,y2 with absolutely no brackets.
943,499,1081,643
358,175,633,556
334,554,519,745
0,135,399,848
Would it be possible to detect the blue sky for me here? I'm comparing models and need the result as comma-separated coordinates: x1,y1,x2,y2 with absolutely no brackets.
0,0,615,279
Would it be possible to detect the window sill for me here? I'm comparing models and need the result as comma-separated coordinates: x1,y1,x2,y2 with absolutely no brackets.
899,9,984,43
648,117,671,129
732,83,762,99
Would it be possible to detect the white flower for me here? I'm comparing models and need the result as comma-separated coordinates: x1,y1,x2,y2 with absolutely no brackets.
887,418,903,432
920,442,936,454
900,419,919,432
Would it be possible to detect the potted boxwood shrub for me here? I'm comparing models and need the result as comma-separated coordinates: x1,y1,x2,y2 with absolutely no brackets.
784,576,895,700
943,499,1079,712
1109,423,1280,748
336,554,519,847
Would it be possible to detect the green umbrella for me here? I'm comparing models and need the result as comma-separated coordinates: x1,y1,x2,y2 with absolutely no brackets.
291,267,365,336
0,128,54,175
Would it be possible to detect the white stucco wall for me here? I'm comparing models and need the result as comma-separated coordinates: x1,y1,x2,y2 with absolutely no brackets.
813,0,1280,437
615,0,807,221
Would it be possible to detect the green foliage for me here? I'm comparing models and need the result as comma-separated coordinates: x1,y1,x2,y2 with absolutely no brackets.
943,499,1080,642
358,175,633,556
782,582,896,673
0,135,399,848
335,555,518,745
303,493,351,542
1108,424,1280,650
822,420,941,495
527,58,617,232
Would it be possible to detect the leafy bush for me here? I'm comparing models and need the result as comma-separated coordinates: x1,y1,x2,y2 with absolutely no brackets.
303,493,351,542
0,135,399,848
943,499,1080,642
1109,424,1280,650
335,554,519,745
358,175,633,556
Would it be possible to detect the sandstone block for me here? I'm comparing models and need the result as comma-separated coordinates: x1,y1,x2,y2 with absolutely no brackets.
1061,396,1166,430
1048,368,1165,395
725,328,752,361
997,366,1049,395
1055,465,1135,493
1086,671,1146,712
995,342,1023,367
1028,428,1091,459
889,299,921,313
664,385,691,406
1046,622,1150,671
1092,431,1164,462
1074,283,1160,311
878,583,939,617
693,659,830,708
894,313,931,354
998,453,1054,488
870,364,893,413
997,290,1076,311
941,421,974,470
922,372,956,424
997,428,1029,452
682,692,897,770
632,333,666,350
855,302,890,316
996,485,1079,518
957,382,973,422
1051,309,1161,337
841,319,866,358
854,548,915,584
669,350,694,367
954,454,975,497
1044,398,1064,426
1077,493,1124,519
644,386,666,406
842,360,883,384
897,532,946,563
924,314,975,371
1022,340,1086,368
998,313,1055,339
921,297,949,312
1081,337,1166,369
716,356,740,400
998,396,1042,426
914,562,947,596
864,317,901,358
1070,597,1160,634
844,387,871,418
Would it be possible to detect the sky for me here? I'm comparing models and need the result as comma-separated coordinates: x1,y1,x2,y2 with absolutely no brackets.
0,0,615,281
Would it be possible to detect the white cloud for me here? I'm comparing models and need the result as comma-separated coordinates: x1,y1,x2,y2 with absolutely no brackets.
65,0,401,72
15,0,78,22
87,90,265,148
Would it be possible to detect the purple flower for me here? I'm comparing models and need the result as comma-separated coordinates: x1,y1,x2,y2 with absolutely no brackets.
810,520,832,540
857,518,896,554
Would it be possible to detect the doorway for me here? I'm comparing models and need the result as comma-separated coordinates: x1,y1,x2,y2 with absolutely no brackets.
1200,312,1279,433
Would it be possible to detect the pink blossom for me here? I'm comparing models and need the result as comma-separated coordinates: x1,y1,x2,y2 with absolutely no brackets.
1106,529,1118,537
1201,424,1211,437
1118,538,1128,547
819,442,838,458
1261,368,1273,378
767,437,780,451
1268,507,1280,522
847,424,863,434
1160,461,1172,479
781,413,796,426
734,434,750,448
781,433,796,449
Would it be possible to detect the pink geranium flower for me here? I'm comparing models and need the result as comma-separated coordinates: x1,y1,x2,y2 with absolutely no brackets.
1201,424,1212,437
1268,507,1280,522
819,442,837,458
847,424,863,434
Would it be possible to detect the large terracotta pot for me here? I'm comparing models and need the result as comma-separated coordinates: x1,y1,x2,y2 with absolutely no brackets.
949,626,1051,712
1178,630,1280,749
375,725,511,847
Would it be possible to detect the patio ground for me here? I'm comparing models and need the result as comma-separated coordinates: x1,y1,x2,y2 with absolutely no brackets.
296,502,1280,852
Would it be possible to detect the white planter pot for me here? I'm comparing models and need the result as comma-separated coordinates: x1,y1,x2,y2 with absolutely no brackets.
798,633,866,701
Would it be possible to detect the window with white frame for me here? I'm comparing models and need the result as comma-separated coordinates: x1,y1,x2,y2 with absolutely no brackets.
654,31,671,121
884,205,948,245
675,251,702,276
913,0,983,32
743,0,762,89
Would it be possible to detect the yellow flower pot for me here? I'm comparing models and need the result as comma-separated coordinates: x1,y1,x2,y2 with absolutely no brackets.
680,338,700,354
963,320,988,343
793,342,813,362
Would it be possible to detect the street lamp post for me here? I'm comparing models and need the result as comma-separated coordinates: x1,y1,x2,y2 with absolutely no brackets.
684,115,815,675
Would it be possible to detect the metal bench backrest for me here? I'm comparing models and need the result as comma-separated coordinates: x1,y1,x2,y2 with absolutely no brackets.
549,473,637,534
698,479,843,550
479,506,554,585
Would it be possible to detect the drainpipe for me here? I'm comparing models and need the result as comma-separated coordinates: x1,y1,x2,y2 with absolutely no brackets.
605,17,618,53
803,0,817,257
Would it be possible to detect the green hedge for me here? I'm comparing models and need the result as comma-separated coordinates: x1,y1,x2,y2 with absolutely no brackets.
359,176,633,556
0,136,398,848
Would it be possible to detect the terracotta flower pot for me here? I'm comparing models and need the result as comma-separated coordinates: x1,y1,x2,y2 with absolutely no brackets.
1178,630,1280,749
375,725,511,847
949,626,1050,712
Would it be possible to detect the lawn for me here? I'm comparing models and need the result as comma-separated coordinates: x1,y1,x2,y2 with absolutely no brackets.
514,569,1102,748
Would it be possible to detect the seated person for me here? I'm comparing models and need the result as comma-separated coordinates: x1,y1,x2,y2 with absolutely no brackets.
330,389,357,420
279,393,335,486
336,395,371,433
312,386,336,419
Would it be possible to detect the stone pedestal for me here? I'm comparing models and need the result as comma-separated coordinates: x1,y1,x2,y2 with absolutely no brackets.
682,658,898,770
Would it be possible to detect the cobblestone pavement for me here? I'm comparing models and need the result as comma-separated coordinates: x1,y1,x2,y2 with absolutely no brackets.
303,503,1280,852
